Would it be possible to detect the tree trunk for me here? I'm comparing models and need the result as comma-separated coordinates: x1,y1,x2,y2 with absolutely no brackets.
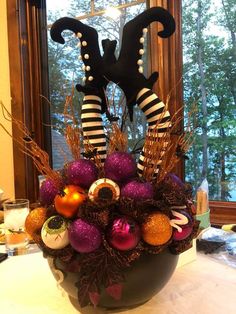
192,139,199,192
218,98,228,200
197,0,208,180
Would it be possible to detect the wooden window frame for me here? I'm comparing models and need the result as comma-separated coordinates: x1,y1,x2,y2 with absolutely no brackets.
7,0,51,203
6,0,236,224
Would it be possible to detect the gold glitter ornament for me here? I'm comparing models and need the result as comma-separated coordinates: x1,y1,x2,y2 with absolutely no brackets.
142,212,172,246
25,207,47,242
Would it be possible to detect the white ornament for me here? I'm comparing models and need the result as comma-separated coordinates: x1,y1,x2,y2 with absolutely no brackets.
139,49,144,55
84,54,89,59
82,41,87,46
139,37,145,44
86,65,91,71
82,65,86,71
137,59,143,65
138,66,143,74
82,77,86,82
77,42,81,48
143,28,148,34
88,178,120,202
41,216,69,250
88,76,94,81
77,32,82,38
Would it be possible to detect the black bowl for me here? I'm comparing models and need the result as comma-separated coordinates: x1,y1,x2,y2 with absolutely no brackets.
48,248,178,309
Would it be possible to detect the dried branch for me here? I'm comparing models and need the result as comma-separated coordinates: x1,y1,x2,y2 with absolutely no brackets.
63,85,82,160
0,101,62,188
141,103,197,183
108,123,128,154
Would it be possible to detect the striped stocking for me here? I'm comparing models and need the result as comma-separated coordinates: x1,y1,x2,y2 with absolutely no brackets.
81,95,107,164
136,88,171,176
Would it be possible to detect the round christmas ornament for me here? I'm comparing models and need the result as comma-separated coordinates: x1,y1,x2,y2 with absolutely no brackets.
121,180,154,200
54,185,86,218
142,212,172,246
173,224,193,241
163,173,185,190
68,218,102,253
88,178,120,202
104,152,137,183
107,217,141,251
41,215,69,249
25,207,47,242
65,159,98,189
40,178,59,206
170,209,194,241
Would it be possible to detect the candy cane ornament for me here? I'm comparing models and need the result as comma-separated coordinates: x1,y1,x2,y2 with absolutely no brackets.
169,209,189,232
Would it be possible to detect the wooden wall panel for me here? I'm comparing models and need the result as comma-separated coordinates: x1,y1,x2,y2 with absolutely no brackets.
7,0,51,202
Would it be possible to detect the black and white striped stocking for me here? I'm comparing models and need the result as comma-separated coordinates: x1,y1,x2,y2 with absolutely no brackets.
81,95,107,164
136,88,171,176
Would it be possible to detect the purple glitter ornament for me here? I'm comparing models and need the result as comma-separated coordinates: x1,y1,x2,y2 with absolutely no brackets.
39,179,59,206
121,180,154,200
163,173,185,190
107,217,141,251
65,159,98,189
104,152,137,183
68,218,102,253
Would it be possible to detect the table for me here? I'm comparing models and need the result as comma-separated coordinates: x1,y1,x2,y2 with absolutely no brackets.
0,247,235,314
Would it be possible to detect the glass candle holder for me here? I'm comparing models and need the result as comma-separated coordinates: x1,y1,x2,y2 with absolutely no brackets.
3,199,30,256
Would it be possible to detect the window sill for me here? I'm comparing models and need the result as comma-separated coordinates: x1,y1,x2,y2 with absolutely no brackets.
209,201,236,226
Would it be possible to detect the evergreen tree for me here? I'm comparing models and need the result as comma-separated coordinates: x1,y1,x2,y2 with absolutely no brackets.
183,0,236,200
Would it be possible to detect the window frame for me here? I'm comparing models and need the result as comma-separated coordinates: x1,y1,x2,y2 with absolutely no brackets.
6,0,236,224
7,0,51,202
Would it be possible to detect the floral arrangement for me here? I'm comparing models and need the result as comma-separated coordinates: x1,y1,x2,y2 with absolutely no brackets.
1,7,199,308
24,133,198,306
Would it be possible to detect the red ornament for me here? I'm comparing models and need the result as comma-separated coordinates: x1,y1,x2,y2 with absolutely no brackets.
170,209,193,241
173,225,193,241
107,217,141,251
54,185,86,218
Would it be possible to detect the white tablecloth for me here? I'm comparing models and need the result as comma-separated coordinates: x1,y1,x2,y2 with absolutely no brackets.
0,246,235,314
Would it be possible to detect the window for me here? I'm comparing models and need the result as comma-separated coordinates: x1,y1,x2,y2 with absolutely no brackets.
7,0,236,225
5,0,187,201
182,0,236,203
46,0,148,170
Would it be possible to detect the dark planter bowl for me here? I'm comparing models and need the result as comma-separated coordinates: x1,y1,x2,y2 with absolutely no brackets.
49,249,178,309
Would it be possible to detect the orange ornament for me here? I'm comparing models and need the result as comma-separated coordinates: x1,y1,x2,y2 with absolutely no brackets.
25,207,47,242
54,185,86,218
142,212,172,246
